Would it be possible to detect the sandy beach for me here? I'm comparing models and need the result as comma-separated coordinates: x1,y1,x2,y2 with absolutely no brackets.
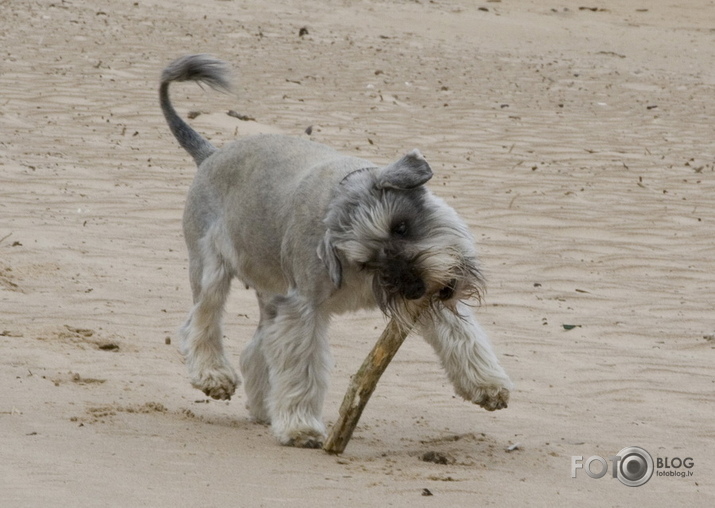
1,0,713,505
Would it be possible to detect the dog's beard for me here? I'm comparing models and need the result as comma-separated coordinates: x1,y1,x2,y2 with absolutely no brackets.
370,252,485,328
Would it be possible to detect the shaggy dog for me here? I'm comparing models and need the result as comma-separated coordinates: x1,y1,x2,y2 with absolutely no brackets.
160,55,512,447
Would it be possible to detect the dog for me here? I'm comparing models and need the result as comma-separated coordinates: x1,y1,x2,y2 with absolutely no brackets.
160,54,513,448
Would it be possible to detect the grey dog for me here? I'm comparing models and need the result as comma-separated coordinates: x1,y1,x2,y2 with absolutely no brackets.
160,55,513,448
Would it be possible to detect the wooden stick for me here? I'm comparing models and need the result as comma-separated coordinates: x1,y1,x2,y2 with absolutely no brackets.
323,307,425,454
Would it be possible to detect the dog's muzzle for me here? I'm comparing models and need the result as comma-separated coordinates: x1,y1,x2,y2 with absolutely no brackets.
401,275,426,300
380,257,426,301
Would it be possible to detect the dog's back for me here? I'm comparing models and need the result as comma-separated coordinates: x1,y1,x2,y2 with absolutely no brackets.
187,134,374,292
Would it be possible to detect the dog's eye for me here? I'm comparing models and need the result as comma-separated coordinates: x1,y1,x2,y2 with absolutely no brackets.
438,279,457,300
392,221,408,237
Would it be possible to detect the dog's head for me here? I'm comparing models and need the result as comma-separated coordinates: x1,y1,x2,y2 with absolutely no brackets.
319,150,485,321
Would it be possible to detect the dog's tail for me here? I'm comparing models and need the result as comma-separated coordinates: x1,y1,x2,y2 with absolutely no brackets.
159,54,232,166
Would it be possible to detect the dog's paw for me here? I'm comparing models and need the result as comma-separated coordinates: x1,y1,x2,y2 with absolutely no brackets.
471,385,510,411
246,403,271,425
280,430,326,449
283,434,325,449
191,366,240,401
274,418,326,449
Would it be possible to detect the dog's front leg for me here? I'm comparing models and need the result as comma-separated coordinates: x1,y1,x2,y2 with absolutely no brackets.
419,301,512,411
261,294,331,448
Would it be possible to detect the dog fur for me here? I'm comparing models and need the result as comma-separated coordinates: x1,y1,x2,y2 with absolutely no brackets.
160,54,513,448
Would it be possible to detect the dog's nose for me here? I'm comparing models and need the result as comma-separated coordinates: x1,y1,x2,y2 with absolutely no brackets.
403,278,426,300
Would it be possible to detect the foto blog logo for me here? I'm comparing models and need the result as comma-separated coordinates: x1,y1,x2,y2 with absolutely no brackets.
571,446,654,487
571,446,695,487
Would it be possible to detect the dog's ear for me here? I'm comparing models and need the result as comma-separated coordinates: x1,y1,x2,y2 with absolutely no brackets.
317,232,342,289
376,149,433,190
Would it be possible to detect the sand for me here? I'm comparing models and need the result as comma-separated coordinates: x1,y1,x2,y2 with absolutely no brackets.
1,0,713,506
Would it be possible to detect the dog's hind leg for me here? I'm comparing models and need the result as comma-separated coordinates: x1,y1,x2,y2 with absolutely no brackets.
261,293,331,448
239,293,273,424
419,301,512,411
180,233,240,400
